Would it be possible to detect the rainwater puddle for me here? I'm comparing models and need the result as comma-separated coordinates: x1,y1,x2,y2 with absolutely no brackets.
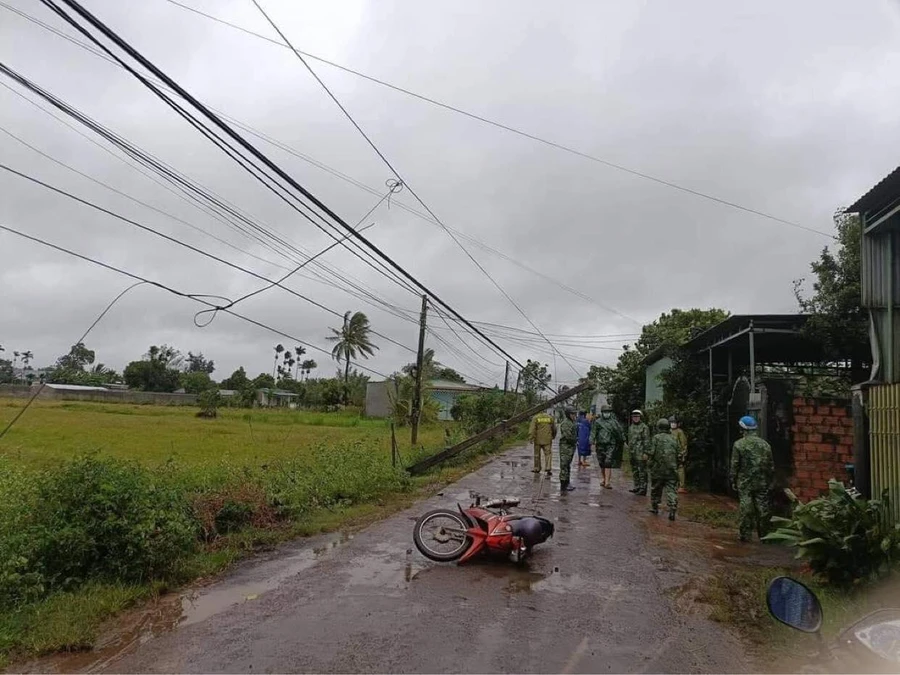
182,531,352,626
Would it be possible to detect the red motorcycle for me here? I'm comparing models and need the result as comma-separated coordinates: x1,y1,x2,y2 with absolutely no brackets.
413,495,554,564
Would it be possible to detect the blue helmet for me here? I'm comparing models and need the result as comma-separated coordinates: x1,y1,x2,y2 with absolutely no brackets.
739,415,757,430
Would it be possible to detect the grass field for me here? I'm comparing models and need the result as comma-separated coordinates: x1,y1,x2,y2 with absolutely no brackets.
0,397,516,665
0,398,451,470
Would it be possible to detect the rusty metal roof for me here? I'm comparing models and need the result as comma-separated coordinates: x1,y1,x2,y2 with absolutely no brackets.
846,165,900,215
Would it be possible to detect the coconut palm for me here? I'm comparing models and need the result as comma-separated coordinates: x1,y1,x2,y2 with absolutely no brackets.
300,359,317,380
327,311,377,402
293,346,306,379
273,344,284,379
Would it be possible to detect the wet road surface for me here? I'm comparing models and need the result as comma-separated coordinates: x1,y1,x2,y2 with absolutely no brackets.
47,444,750,673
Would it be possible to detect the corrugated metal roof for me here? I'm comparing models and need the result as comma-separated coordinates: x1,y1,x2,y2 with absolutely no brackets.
846,165,900,215
44,383,110,392
429,379,483,392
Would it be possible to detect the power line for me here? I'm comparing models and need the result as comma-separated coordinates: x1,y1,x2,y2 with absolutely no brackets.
0,61,434,322
44,0,554,389
158,0,835,239
0,162,418,355
0,280,147,441
0,223,395,379
1,0,643,325
250,0,582,383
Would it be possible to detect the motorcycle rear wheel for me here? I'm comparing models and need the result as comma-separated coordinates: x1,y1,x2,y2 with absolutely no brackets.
413,509,470,562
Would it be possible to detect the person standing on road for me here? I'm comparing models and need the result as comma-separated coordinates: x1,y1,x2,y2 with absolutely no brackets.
730,415,774,542
670,415,688,493
576,410,592,467
529,409,556,476
626,410,650,495
558,407,578,492
645,418,679,520
591,404,623,489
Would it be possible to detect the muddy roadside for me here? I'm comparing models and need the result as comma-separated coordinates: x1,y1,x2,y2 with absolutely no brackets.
643,491,900,673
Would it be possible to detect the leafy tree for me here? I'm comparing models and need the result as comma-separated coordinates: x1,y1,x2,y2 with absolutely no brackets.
327,311,378,403
251,373,276,390
185,351,215,374
220,367,250,391
435,367,465,383
0,358,13,384
519,359,551,404
123,345,183,392
56,342,95,371
794,210,869,381
145,345,183,369
181,370,214,394
582,308,729,419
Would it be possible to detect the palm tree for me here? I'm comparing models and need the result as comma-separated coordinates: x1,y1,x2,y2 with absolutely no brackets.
327,311,377,402
301,359,317,380
273,344,284,379
12,351,19,369
21,350,33,369
294,346,306,379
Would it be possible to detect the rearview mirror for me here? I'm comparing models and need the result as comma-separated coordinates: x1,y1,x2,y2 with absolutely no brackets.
766,576,823,633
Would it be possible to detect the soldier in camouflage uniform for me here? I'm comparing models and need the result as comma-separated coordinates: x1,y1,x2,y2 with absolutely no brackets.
558,407,578,492
626,410,650,495
645,418,680,520
670,415,688,493
730,415,774,542
591,404,623,488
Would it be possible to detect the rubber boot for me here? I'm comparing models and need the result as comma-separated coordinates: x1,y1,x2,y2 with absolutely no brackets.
560,479,575,492
650,504,659,515
668,509,676,521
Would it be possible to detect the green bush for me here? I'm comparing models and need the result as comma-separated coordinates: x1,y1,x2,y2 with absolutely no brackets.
764,480,900,586
0,456,196,609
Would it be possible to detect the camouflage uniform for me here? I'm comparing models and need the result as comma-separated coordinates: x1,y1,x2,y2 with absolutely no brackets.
558,416,577,486
529,412,557,473
627,421,651,494
672,427,688,489
730,432,774,541
591,415,623,469
645,426,679,516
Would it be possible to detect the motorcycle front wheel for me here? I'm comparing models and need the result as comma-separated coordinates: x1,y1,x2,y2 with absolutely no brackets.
413,509,470,562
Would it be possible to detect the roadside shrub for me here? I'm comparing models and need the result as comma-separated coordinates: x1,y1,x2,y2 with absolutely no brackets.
267,439,410,517
764,480,900,586
0,456,197,608
451,391,521,436
190,480,276,543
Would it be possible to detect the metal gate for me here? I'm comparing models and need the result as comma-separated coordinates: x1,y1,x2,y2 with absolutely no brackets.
870,383,900,524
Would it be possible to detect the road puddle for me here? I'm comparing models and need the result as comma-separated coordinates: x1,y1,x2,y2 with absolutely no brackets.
13,531,356,673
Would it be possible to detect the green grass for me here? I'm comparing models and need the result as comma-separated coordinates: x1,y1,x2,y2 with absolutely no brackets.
701,564,897,670
680,499,740,529
0,398,518,666
0,398,448,469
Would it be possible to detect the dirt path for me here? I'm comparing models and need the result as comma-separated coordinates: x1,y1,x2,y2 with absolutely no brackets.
20,444,755,674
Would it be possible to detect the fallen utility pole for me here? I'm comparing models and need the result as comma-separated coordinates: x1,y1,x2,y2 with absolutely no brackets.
406,380,591,475
410,294,428,445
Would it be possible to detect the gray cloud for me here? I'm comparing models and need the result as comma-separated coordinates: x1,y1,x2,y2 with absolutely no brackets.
2,0,899,387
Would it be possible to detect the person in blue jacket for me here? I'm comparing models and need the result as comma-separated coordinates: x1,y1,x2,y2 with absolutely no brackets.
576,410,592,467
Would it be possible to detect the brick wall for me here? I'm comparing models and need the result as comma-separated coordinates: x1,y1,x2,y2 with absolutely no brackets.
790,396,854,501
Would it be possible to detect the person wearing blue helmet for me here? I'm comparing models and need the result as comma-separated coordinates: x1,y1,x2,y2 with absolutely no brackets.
730,415,775,542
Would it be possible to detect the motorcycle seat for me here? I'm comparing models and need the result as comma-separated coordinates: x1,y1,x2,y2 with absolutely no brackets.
483,497,520,509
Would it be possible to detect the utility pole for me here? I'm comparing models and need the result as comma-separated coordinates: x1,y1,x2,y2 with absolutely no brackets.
503,361,510,394
411,294,428,445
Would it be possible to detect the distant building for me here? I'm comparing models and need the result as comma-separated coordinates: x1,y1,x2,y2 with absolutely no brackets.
365,379,486,421
256,388,298,408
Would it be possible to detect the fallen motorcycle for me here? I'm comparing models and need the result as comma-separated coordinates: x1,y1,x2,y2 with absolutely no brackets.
766,575,900,673
413,494,554,564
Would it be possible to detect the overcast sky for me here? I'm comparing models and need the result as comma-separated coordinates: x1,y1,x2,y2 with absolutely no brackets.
2,0,899,387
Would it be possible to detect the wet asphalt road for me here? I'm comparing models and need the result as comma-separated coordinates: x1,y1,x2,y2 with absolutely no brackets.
98,443,750,673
